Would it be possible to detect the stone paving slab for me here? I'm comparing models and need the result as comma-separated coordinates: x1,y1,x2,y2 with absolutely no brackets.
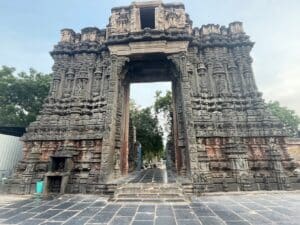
0,192,299,224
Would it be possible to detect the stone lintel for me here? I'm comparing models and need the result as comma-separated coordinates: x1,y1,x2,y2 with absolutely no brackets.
132,0,162,8
108,40,189,56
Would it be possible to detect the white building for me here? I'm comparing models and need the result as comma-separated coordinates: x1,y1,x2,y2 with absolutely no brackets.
0,133,23,179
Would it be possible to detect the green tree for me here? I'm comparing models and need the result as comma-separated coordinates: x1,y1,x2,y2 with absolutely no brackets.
154,90,172,133
130,101,164,161
267,101,300,137
0,66,51,127
154,90,172,115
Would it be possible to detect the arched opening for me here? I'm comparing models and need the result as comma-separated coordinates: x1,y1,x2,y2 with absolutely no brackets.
116,53,189,182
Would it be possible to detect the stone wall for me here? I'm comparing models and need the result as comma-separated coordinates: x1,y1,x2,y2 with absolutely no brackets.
287,138,300,165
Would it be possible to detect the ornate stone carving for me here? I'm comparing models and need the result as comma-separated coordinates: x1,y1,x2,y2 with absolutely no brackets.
197,61,209,94
165,8,184,28
60,29,75,43
229,22,244,34
81,27,101,42
212,62,228,96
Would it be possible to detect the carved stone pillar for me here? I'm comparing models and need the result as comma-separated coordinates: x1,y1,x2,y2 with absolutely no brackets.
168,53,197,177
99,54,129,182
64,68,75,98
92,66,103,97
227,58,241,93
212,62,229,97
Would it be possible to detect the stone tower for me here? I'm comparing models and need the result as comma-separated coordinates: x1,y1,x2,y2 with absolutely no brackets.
8,1,299,194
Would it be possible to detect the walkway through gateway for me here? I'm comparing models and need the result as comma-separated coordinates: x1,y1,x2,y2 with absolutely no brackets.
113,167,187,202
129,168,176,183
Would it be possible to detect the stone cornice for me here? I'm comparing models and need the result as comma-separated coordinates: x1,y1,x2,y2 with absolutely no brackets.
51,32,253,57
106,29,192,45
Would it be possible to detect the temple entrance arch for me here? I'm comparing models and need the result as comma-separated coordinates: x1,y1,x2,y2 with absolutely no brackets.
112,52,191,179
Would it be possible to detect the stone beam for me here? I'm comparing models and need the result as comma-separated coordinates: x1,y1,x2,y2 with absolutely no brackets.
108,40,189,56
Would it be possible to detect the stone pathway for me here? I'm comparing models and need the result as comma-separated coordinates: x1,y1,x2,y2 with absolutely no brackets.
0,192,299,225
129,168,166,183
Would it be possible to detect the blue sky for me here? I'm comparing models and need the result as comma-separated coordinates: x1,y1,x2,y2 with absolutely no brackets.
0,0,300,114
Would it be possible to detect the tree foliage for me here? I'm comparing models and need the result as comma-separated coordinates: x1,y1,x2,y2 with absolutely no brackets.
154,90,172,115
0,66,51,127
154,90,172,133
130,101,164,161
267,101,300,137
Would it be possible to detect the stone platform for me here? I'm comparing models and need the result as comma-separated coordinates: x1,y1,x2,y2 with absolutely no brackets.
0,192,299,225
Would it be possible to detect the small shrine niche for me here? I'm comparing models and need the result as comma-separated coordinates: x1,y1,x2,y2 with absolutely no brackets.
51,157,67,172
44,155,73,195
48,176,62,193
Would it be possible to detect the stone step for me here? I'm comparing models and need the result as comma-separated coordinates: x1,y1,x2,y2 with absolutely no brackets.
115,187,182,194
116,193,184,198
112,198,187,203
114,183,186,202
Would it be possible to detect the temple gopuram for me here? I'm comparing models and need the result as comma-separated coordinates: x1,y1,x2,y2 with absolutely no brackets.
7,1,299,195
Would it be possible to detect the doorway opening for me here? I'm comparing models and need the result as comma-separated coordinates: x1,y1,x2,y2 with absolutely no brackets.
140,7,155,29
117,53,188,183
47,176,62,193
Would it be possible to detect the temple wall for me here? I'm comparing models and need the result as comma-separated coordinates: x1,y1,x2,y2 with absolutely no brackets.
287,138,300,165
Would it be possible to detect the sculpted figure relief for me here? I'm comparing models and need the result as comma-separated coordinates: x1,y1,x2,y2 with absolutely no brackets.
197,62,208,93
51,79,60,96
75,79,88,96
232,156,248,171
64,68,75,95
82,30,98,42
92,70,103,95
164,8,185,29
116,9,130,32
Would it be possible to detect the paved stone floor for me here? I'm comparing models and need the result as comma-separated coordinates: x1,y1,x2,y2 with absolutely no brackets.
129,168,166,183
0,192,299,225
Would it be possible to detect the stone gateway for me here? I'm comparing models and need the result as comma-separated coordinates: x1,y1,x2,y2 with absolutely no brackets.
8,1,299,194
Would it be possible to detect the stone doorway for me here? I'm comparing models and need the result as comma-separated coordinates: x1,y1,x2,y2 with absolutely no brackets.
115,53,189,181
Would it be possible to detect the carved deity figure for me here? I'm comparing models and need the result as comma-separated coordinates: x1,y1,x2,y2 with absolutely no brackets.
166,9,179,28
24,164,35,174
232,155,248,171
51,79,60,97
31,141,41,153
196,138,206,152
197,62,208,93
213,63,228,96
64,68,75,95
116,9,129,32
75,78,88,96
92,68,103,95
